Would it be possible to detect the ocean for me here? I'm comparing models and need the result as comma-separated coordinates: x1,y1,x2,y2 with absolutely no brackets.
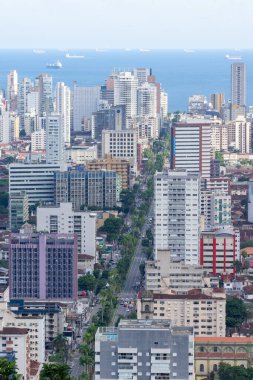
0,49,253,111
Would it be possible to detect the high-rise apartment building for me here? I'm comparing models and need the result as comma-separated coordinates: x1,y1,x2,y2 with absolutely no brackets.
231,62,246,107
73,85,101,131
55,82,71,145
17,77,33,129
31,129,46,151
102,129,138,174
46,113,65,164
0,111,19,143
210,93,225,113
95,320,194,380
137,82,157,117
55,168,121,210
7,70,18,111
160,89,168,117
227,116,251,153
91,105,126,140
133,67,152,85
9,233,77,301
36,73,54,116
113,71,138,118
154,170,200,265
37,202,96,258
9,191,29,232
171,121,211,179
9,163,66,205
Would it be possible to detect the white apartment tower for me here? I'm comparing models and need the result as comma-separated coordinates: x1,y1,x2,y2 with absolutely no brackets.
73,85,101,131
114,71,138,118
171,121,211,179
37,202,96,258
56,82,71,145
17,77,33,129
7,70,18,111
154,170,200,265
137,82,157,117
36,73,54,115
160,89,168,118
46,114,65,164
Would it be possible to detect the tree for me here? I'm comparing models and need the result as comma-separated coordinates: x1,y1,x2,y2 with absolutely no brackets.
233,260,242,273
218,362,250,380
99,217,123,241
78,274,96,291
0,359,20,379
226,298,247,327
40,363,71,380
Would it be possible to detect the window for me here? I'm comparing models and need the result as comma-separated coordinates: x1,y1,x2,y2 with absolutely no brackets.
200,364,204,372
213,364,218,372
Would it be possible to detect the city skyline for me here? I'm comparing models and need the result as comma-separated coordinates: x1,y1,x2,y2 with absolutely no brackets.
1,0,253,49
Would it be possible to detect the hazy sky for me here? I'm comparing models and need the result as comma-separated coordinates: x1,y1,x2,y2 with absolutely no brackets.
2,0,253,49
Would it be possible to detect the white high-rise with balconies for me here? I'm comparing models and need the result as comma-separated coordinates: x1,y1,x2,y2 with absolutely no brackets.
137,82,157,117
7,70,18,111
46,113,65,164
56,82,71,145
171,120,211,179
113,71,138,118
154,169,200,265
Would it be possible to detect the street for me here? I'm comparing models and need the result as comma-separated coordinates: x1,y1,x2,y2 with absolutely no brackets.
112,206,153,323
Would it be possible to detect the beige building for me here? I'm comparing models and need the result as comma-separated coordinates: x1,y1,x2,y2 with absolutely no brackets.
137,288,226,337
65,145,97,165
210,93,225,113
195,336,253,380
145,249,203,292
87,154,130,189
211,123,228,152
227,116,251,153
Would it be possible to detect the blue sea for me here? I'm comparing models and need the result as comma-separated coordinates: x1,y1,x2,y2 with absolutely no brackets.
0,49,253,111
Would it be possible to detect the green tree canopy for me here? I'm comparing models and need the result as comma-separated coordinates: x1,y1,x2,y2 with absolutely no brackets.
78,274,96,291
226,298,247,328
0,358,20,379
40,363,71,380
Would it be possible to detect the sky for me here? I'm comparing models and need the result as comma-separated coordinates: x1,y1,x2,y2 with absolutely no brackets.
1,0,253,49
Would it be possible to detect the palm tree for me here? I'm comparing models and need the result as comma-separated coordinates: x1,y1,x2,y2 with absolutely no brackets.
0,358,21,379
80,354,94,380
40,363,71,380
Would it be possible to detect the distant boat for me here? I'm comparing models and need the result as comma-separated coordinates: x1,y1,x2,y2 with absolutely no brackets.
184,49,195,53
46,60,62,69
139,48,150,52
225,54,242,60
33,49,46,54
65,53,84,59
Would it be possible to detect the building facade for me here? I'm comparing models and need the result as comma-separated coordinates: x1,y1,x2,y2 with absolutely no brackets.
95,319,194,380
137,289,226,337
9,163,66,205
154,170,200,265
9,233,78,301
37,202,96,258
171,121,211,179
54,168,121,210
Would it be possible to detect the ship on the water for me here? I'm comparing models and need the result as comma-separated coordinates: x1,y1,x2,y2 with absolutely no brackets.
46,60,62,69
65,53,84,59
225,54,242,60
